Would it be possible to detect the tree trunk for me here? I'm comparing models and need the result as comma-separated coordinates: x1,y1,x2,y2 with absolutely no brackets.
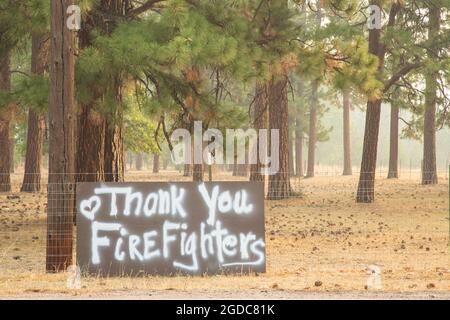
136,153,144,171
9,134,14,173
267,76,290,200
76,108,105,182
193,163,203,182
422,4,440,185
236,164,248,177
103,76,125,182
387,99,399,179
75,0,130,184
22,34,47,192
75,16,106,183
0,52,12,192
342,88,352,175
0,119,11,193
183,163,192,176
46,0,76,272
153,154,160,173
288,116,295,176
104,116,124,182
295,82,304,177
357,99,382,203
306,80,319,178
21,110,46,192
306,2,322,178
250,83,268,182
295,117,303,177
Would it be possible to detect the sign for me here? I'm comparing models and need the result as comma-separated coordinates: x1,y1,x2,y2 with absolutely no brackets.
76,182,266,276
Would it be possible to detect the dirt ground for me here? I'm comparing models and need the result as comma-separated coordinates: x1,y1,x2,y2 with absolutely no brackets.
0,170,449,299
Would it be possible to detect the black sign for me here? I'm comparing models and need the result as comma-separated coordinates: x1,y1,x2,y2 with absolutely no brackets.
76,182,266,276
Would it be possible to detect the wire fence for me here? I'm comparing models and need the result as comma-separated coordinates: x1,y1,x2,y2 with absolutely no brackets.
0,168,448,285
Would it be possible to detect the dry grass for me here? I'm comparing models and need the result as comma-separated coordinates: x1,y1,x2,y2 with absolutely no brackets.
0,170,449,298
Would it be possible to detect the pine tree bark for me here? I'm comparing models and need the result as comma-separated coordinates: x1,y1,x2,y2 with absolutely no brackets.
77,108,105,182
103,77,125,182
104,116,124,182
46,0,76,272
306,80,319,178
342,88,352,175
267,76,290,200
250,83,268,182
357,77,382,200
387,100,399,179
21,110,46,191
422,4,440,185
22,34,48,192
0,52,12,192
103,75,125,182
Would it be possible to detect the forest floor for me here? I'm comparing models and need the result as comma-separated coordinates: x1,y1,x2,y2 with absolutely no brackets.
0,170,449,299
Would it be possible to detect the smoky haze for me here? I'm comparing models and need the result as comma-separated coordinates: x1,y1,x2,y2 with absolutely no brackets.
315,103,450,172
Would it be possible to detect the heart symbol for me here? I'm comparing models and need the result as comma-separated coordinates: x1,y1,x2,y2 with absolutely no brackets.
80,196,101,221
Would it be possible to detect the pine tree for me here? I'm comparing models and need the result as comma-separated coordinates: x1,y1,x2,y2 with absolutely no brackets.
306,78,319,178
0,52,12,192
267,74,291,199
305,1,322,178
0,0,50,192
248,0,298,199
422,2,441,185
387,88,400,179
342,88,352,175
21,34,48,192
249,83,268,182
294,80,306,177
357,1,402,203
76,0,165,182
356,0,449,201
389,1,450,185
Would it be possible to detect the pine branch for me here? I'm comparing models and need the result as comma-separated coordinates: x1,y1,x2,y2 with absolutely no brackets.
127,0,165,18
383,62,422,93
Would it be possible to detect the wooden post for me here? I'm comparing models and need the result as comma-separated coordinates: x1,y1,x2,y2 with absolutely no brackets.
46,0,76,273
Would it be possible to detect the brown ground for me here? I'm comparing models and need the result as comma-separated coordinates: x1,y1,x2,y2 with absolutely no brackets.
0,170,449,299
